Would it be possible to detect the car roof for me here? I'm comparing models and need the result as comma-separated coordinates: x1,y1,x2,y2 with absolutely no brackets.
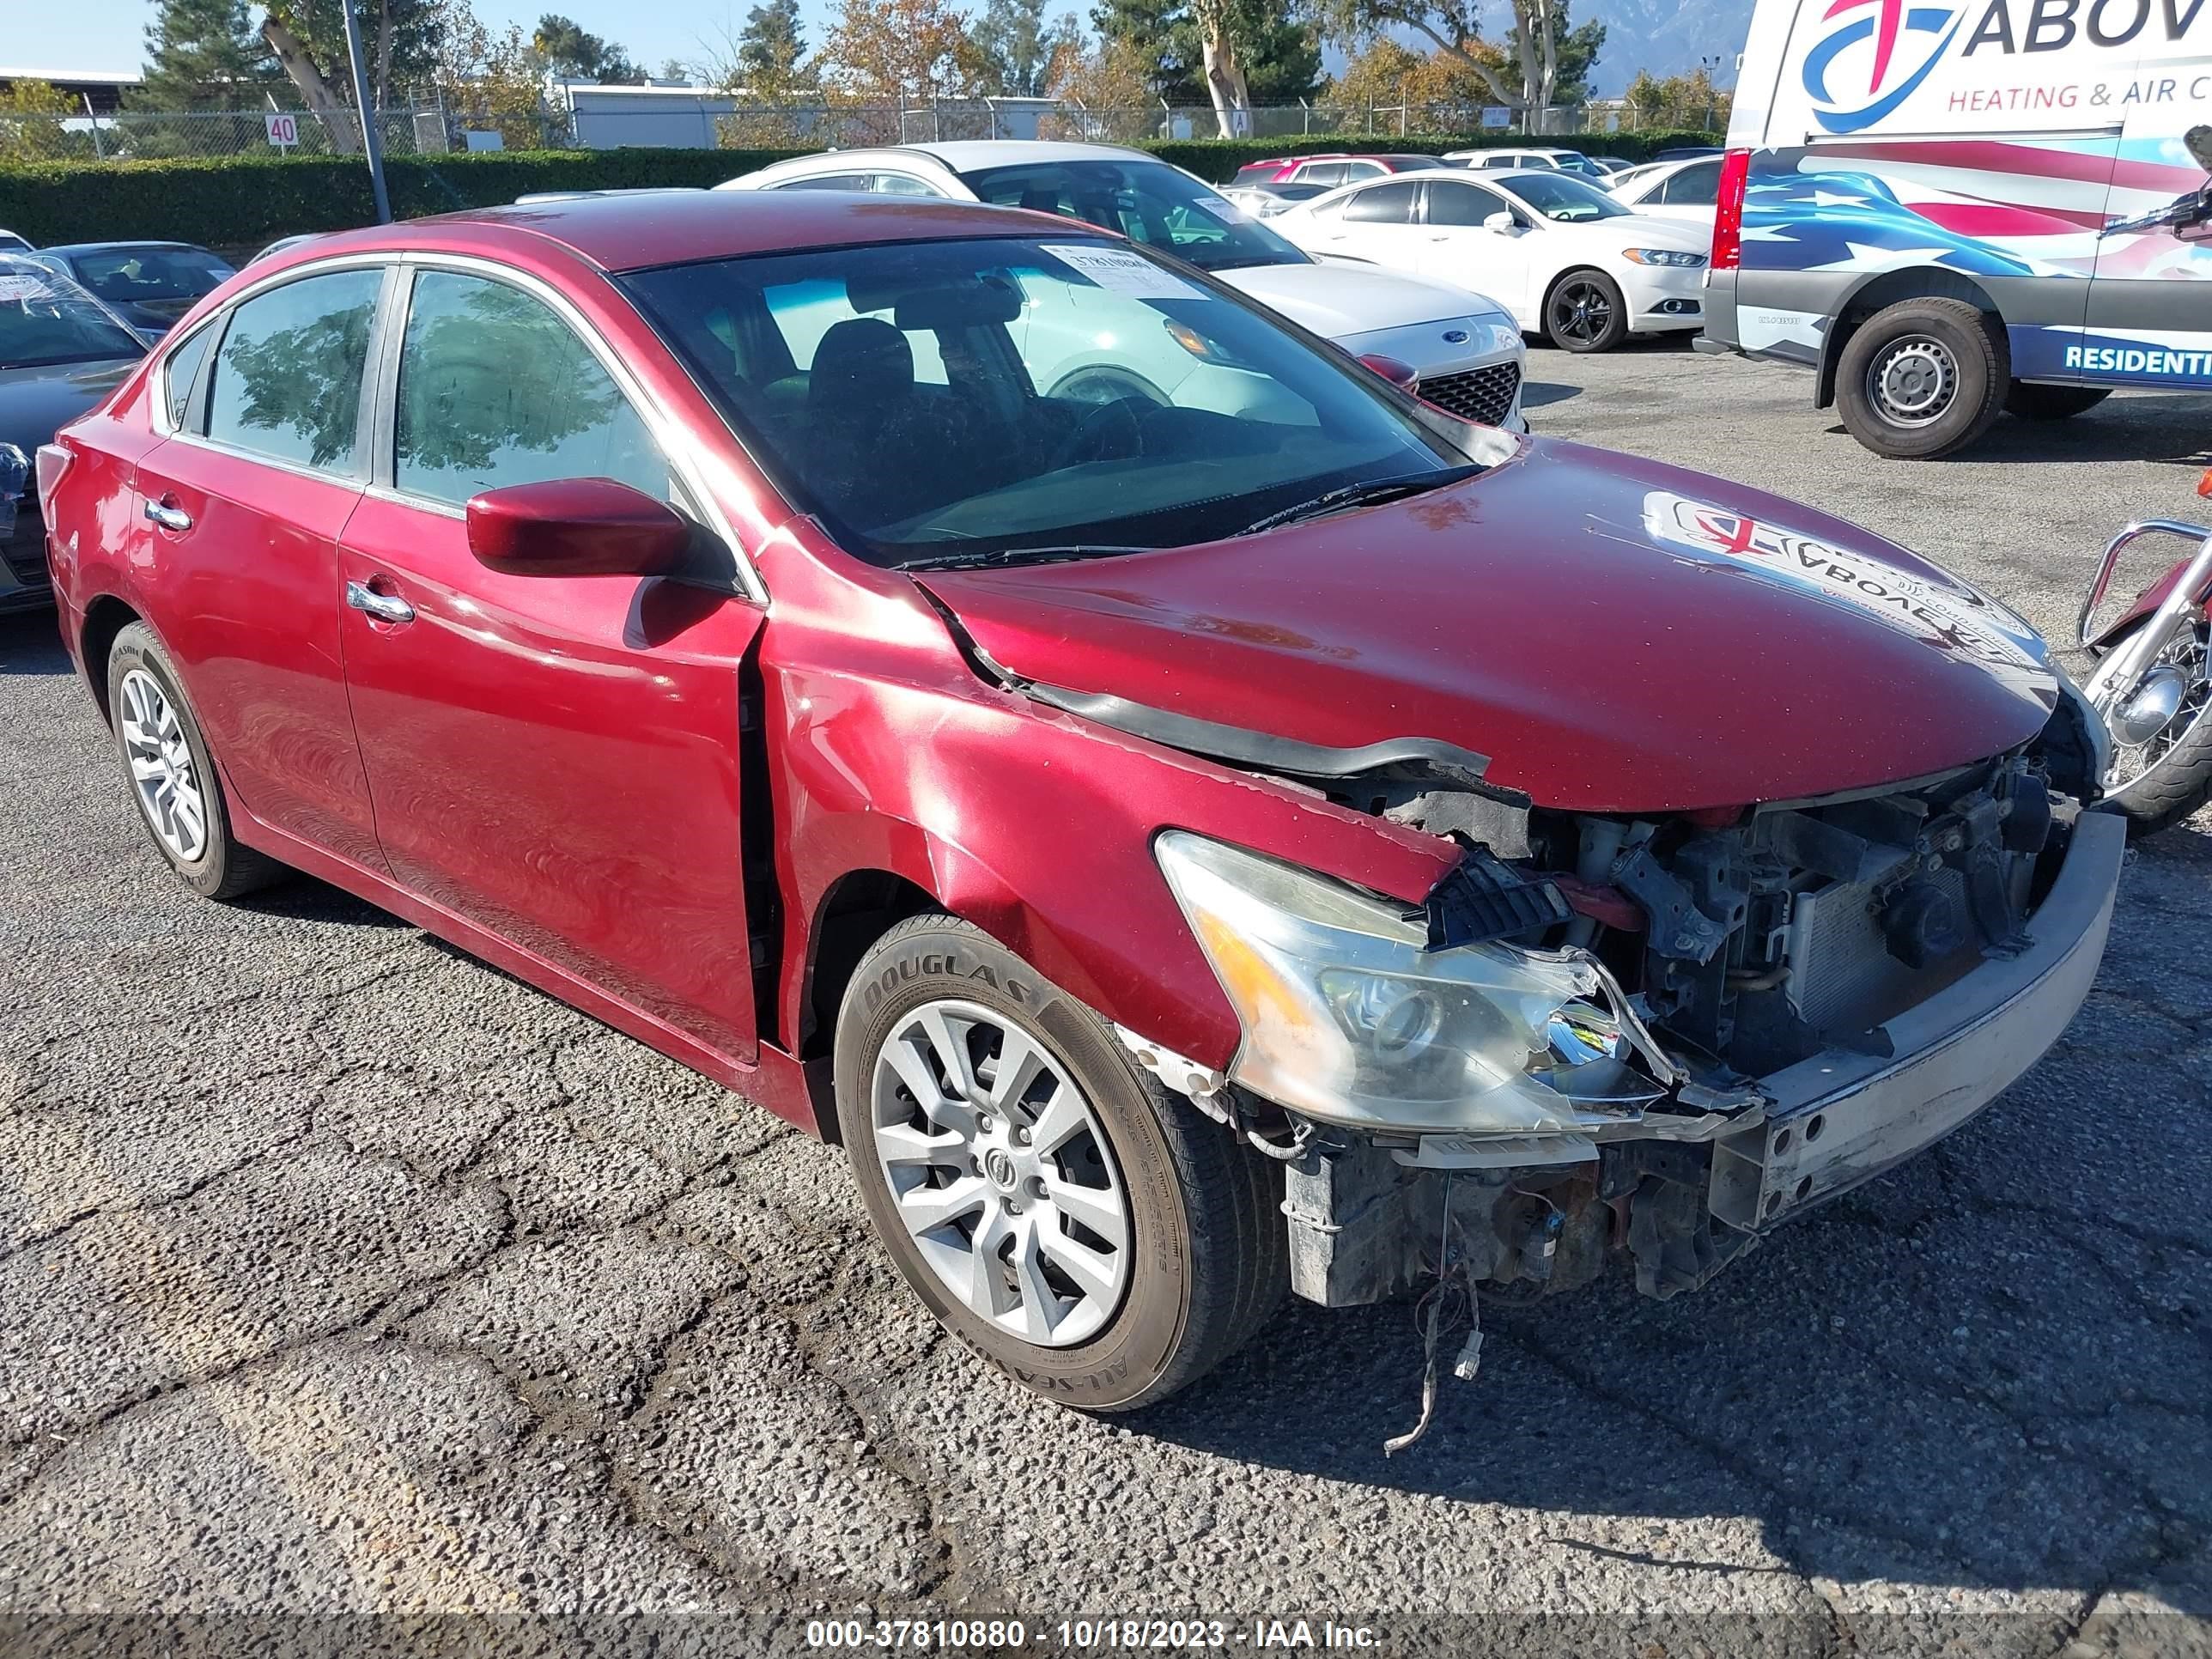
264,191,1089,276
849,139,1152,170
36,240,216,258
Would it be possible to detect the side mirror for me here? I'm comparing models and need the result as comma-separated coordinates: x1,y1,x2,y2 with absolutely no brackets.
466,477,690,578
1357,352,1419,390
1483,211,1520,234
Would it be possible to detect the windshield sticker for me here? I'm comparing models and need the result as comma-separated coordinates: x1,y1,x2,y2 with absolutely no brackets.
0,275,59,304
1039,244,1206,301
1641,489,2053,696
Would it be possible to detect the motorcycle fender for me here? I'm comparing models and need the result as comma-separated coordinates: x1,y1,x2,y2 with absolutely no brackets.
2091,553,2209,652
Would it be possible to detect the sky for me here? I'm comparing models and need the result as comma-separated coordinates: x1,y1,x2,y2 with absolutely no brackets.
26,0,838,84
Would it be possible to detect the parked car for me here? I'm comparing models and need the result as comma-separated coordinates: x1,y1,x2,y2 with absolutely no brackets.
1651,146,1723,163
1604,155,1723,228
0,254,146,614
1444,147,1609,179
0,229,33,253
36,191,2126,1410
1274,168,1711,351
246,234,325,266
1230,154,1448,188
1588,155,1637,175
724,143,1529,428
1218,179,1331,219
25,241,234,338
1704,0,2210,458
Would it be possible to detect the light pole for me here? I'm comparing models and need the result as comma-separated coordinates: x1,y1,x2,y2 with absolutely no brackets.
341,0,393,224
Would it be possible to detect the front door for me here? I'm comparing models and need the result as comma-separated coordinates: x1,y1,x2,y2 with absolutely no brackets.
1417,179,1536,324
337,265,764,1062
125,265,387,870
2083,90,2212,391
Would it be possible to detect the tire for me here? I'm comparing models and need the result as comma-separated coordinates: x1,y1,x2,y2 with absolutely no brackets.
1544,270,1629,353
2085,617,2212,838
836,915,1285,1411
1835,297,2008,459
105,621,282,900
2006,381,2112,421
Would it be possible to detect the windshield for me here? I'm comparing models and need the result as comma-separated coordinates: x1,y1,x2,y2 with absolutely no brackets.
1494,172,1632,222
957,159,1310,273
67,246,231,303
0,264,144,369
623,235,1474,568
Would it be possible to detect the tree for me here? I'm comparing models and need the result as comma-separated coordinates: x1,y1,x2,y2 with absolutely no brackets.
818,0,982,102
1625,65,1728,131
731,0,813,94
258,0,442,150
656,59,692,84
1092,0,1316,121
0,79,80,163
1040,34,1154,138
1327,37,1490,114
970,0,1082,97
533,14,642,83
137,0,276,109
1304,0,1599,125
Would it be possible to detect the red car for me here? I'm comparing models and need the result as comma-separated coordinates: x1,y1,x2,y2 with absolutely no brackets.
1230,154,1444,189
35,193,2125,1411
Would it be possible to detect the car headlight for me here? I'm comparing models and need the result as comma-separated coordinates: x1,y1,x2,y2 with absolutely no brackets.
1623,248,1708,268
1155,832,1659,1134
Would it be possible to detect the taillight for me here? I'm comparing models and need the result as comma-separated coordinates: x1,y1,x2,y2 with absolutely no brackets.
1711,148,1752,272
34,441,73,519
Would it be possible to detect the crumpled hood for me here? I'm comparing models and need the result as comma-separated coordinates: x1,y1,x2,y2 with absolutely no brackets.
0,360,137,462
1216,261,1511,338
921,438,2059,814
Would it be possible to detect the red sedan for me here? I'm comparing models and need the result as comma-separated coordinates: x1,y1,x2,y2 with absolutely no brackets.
35,192,2124,1410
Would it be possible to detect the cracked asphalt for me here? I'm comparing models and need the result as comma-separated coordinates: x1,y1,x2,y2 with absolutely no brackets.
3,342,2209,1658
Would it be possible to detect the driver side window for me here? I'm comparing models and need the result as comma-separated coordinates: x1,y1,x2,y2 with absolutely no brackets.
1425,181,1511,227
392,270,670,509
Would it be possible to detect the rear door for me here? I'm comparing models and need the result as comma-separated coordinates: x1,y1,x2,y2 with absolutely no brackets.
336,262,766,1062
2082,49,2212,392
1310,179,1426,270
125,262,389,870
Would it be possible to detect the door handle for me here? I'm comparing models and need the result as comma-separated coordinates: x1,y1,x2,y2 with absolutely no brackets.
345,579,416,626
143,498,191,532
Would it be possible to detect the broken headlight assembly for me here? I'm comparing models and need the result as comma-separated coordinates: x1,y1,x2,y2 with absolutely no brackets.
1155,831,1664,1135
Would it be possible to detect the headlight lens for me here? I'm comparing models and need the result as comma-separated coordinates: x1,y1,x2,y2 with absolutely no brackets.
1623,248,1709,268
1155,831,1648,1133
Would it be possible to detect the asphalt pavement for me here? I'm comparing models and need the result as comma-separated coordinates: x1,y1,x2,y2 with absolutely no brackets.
2,341,2208,1658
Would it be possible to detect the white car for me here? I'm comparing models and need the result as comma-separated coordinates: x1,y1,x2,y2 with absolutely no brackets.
1273,168,1711,354
1601,155,1723,228
721,143,1529,430
1444,147,1610,180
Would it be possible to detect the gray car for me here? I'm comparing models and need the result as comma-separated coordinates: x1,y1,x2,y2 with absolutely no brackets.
0,255,145,615
24,241,233,339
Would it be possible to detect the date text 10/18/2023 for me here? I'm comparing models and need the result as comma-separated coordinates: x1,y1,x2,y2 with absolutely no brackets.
805,1619,1384,1650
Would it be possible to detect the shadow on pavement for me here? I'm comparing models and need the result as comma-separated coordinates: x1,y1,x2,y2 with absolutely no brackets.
0,607,71,676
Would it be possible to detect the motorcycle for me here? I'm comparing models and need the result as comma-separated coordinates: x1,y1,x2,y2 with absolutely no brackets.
2077,466,2212,836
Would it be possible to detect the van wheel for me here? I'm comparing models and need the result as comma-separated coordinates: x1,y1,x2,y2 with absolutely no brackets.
1545,270,1628,353
2007,381,2112,421
835,915,1285,1411
1836,297,2008,459
106,622,282,901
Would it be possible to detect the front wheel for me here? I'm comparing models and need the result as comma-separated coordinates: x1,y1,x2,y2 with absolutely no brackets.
836,915,1285,1411
2084,617,2212,837
1545,270,1629,353
1834,297,2008,459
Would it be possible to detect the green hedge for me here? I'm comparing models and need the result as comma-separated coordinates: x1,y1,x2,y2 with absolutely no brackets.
1146,131,1724,180
0,131,1724,247
0,148,809,249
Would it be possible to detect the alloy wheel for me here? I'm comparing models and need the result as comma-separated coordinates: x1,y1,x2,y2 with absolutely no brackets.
118,667,208,863
1868,335,1957,428
870,998,1131,1348
1549,280,1613,345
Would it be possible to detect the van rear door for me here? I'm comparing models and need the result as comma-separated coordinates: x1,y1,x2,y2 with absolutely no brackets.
2081,56,2212,392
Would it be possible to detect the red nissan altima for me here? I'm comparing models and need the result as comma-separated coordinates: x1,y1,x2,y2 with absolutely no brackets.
35,192,2125,1409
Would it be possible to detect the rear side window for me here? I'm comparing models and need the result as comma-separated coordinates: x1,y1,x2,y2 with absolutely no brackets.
1662,161,1722,206
775,173,869,191
162,323,214,428
205,268,380,471
870,173,943,197
1293,162,1345,187
393,270,668,509
1340,180,1419,224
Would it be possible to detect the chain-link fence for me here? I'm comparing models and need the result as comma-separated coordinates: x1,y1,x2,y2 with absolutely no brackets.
0,94,1724,166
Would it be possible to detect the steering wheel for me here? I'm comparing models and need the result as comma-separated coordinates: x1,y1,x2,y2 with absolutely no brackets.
1046,395,1151,471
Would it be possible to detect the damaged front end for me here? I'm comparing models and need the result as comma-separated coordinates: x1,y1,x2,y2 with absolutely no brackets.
1120,732,2126,1316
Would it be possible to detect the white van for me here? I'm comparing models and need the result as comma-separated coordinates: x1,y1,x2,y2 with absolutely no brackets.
1700,0,2212,456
